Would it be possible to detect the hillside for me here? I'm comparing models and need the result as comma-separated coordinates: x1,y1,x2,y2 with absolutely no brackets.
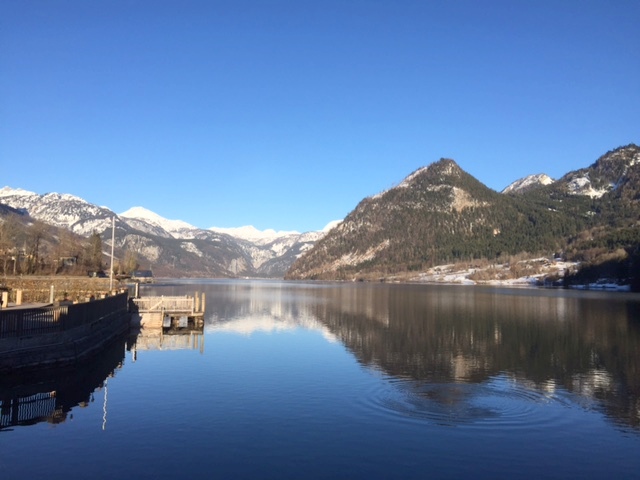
2,144,638,282
287,145,640,281
0,188,327,278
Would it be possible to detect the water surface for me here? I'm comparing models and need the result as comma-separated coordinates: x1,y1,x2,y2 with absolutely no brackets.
2,281,639,479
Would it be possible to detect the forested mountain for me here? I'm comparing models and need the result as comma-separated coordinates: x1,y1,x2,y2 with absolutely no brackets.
2,144,638,282
286,145,640,281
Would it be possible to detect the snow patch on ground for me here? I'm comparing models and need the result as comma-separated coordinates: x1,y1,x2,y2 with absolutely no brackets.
409,259,578,287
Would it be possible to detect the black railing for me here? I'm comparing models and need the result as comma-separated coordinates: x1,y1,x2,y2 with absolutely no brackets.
0,293,128,340
0,392,57,429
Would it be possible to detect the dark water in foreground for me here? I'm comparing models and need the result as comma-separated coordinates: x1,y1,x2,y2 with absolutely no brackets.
2,280,640,479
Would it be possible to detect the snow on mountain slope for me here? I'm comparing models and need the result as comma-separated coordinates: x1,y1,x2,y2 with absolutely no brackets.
321,220,342,233
0,186,115,235
210,220,340,244
501,174,555,194
120,206,198,238
564,175,609,198
0,186,38,198
558,144,640,199
209,225,300,245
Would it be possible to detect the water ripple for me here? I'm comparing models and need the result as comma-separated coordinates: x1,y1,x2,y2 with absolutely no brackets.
359,374,576,431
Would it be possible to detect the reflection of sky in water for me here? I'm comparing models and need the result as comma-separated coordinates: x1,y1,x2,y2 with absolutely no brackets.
3,281,639,479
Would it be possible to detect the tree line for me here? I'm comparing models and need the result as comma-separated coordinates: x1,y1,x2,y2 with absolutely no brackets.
0,212,139,276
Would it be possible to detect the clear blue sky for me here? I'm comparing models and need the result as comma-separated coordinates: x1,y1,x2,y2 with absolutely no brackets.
2,1,638,233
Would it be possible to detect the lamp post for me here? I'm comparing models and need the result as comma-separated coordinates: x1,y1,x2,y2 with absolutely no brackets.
109,216,115,291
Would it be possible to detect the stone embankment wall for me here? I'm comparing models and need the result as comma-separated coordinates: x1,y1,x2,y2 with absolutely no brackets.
1,276,124,304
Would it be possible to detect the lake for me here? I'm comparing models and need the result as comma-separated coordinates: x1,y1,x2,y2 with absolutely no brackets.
2,280,640,479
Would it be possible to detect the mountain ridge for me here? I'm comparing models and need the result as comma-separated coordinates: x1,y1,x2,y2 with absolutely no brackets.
0,188,330,278
286,144,640,281
2,144,638,281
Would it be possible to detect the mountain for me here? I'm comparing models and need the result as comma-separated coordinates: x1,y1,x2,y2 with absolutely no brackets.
210,225,299,244
287,145,640,281
556,144,640,199
3,144,638,282
0,188,329,278
0,187,117,236
502,174,555,194
120,206,200,238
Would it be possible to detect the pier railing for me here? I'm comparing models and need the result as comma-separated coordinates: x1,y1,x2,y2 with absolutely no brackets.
0,293,129,340
132,296,199,313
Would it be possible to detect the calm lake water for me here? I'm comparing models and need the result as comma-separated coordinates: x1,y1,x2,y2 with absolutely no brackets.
2,280,640,479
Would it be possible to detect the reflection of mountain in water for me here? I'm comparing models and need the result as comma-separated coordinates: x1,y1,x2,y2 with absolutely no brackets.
144,280,640,431
202,282,339,342
0,334,127,431
308,285,640,430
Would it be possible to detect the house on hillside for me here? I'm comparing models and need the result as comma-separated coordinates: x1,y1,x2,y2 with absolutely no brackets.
131,270,154,283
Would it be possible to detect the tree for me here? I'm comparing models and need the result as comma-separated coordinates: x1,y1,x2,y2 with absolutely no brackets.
0,214,20,275
25,221,48,274
85,231,104,271
122,249,139,274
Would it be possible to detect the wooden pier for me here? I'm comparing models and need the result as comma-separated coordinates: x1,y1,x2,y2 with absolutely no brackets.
130,293,205,330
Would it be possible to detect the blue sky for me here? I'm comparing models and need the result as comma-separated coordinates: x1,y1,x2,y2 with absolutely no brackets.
1,1,638,233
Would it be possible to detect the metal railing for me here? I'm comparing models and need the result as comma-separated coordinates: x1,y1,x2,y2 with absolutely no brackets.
0,392,58,429
132,296,195,313
0,292,129,340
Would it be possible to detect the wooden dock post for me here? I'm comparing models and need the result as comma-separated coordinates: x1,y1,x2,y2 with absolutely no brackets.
16,289,22,306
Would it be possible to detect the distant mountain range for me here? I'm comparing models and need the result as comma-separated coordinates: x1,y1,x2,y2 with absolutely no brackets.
2,144,638,281
287,144,640,280
0,187,335,278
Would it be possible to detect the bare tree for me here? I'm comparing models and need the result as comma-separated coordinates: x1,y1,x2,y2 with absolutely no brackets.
84,231,104,271
25,220,48,274
0,214,20,275
123,249,139,274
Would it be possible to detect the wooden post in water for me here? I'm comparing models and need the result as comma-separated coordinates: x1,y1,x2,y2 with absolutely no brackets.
195,291,200,313
49,285,55,303
201,292,205,313
1,291,8,308
16,289,22,305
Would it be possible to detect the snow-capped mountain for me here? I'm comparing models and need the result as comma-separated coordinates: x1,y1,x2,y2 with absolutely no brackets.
501,173,555,194
0,186,332,278
557,144,640,198
120,206,200,239
209,225,301,245
0,186,116,235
